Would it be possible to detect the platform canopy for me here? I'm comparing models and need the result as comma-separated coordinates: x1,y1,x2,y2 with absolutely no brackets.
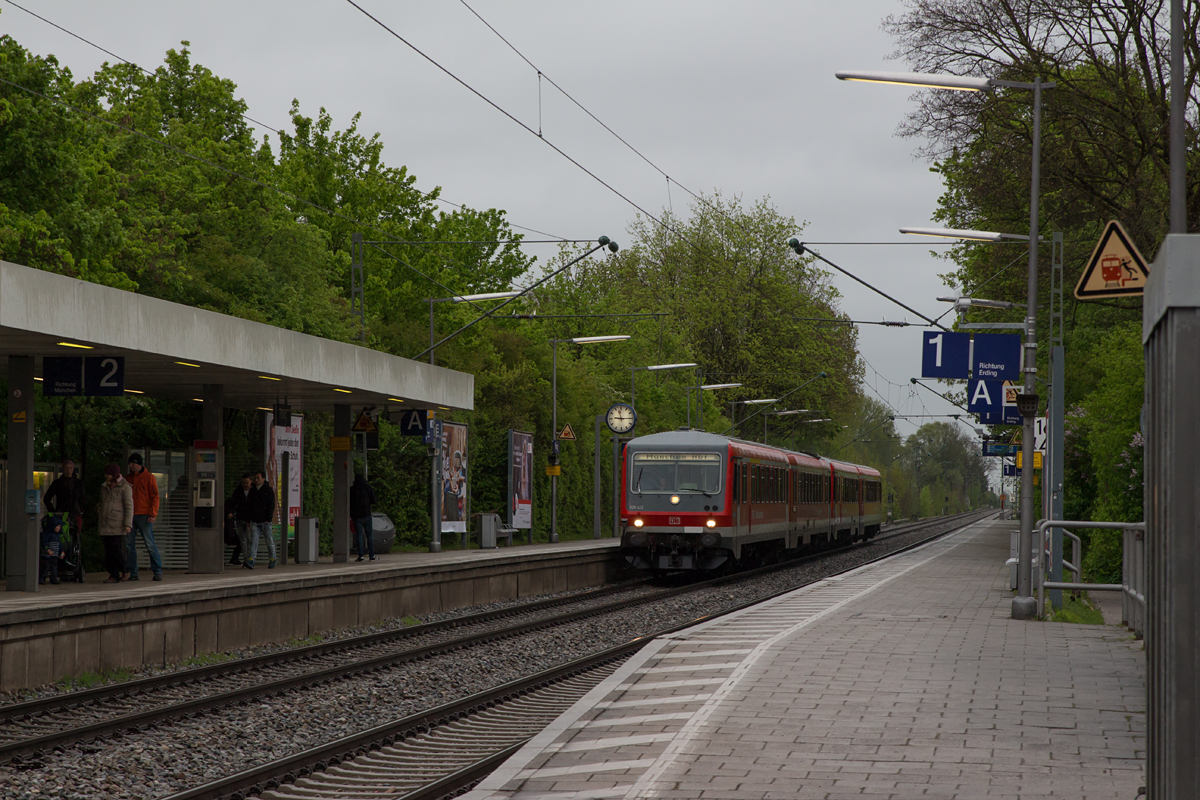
0,259,473,411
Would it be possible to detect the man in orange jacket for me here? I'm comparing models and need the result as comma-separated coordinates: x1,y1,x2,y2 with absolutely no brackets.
126,453,162,581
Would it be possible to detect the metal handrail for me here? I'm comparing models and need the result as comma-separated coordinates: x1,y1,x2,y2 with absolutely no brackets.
1034,519,1146,623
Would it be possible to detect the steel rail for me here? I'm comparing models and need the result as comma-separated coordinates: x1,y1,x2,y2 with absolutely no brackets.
161,510,994,800
1,510,989,770
0,579,650,725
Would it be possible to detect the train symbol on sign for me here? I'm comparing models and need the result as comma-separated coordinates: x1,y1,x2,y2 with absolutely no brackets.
1100,255,1137,288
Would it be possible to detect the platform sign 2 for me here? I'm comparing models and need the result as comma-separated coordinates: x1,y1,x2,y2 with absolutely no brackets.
972,334,1021,382
399,408,428,437
44,356,124,396
967,379,1002,415
921,331,970,379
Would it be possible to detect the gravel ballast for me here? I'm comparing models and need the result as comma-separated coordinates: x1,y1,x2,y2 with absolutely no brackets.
0,514,987,800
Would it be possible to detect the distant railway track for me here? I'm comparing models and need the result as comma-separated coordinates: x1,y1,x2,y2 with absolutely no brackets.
1,510,992,798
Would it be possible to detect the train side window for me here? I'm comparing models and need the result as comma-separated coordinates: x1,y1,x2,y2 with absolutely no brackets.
732,462,739,502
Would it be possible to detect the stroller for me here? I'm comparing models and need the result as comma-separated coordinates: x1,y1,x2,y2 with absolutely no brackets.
42,512,85,584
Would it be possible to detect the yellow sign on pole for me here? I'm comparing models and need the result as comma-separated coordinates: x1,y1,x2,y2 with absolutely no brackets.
329,436,352,451
545,465,561,476
1016,451,1043,469
1074,220,1149,300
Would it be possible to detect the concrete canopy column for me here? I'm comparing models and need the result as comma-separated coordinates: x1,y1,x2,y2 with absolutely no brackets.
5,356,37,592
333,404,351,563
189,384,225,574
202,384,224,444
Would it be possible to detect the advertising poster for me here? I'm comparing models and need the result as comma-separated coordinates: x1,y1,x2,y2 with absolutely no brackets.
508,430,534,529
440,422,469,533
264,412,303,527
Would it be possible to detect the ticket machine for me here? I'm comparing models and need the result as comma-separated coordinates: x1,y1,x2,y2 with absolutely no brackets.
188,441,224,573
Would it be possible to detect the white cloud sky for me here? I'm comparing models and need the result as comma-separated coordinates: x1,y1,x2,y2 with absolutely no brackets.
3,0,1001,451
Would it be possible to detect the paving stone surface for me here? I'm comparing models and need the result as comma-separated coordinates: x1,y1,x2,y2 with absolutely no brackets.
467,517,1145,799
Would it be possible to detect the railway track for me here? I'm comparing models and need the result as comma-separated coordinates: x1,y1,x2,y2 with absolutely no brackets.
1,510,992,799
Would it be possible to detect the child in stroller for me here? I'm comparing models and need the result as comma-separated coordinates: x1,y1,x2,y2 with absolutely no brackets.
41,512,84,584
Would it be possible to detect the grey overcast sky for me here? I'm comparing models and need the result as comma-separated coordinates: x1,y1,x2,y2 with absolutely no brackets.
2,0,997,443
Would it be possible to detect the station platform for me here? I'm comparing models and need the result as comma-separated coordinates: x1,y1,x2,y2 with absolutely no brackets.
0,537,626,693
468,515,1146,799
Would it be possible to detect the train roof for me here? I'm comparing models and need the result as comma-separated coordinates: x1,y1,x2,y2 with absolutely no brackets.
625,429,881,478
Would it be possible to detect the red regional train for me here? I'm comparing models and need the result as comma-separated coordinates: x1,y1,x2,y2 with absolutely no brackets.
621,429,883,572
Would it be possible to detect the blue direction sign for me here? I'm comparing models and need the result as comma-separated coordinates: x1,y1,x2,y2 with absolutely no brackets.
972,333,1021,382
978,407,1022,425
921,331,970,379
399,408,428,437
43,357,83,396
424,419,443,446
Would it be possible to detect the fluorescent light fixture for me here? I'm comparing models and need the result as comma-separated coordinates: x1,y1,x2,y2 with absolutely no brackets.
569,335,631,344
769,409,804,416
257,406,272,411
646,362,698,371
334,388,352,394
34,377,43,382
936,296,1022,310
700,383,742,390
450,291,523,303
388,397,404,402
258,375,281,381
57,341,93,349
901,226,1031,242
743,398,779,405
124,389,145,395
192,398,203,402
801,418,833,423
835,70,990,92
175,361,201,368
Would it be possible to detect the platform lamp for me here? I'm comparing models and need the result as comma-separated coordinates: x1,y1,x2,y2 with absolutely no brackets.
840,68,1053,621
630,363,697,415
730,399,779,440
426,291,523,365
549,335,631,543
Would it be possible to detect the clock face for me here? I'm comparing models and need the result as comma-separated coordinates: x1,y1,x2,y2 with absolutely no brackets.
606,403,637,434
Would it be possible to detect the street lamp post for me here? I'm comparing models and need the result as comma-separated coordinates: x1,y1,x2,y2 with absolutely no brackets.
427,291,524,365
550,335,631,543
840,69,1053,620
630,363,697,414
730,398,779,439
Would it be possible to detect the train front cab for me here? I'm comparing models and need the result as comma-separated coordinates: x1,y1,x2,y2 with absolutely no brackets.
621,431,734,572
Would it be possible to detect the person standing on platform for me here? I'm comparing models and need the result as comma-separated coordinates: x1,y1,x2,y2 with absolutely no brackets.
248,470,276,569
40,515,64,585
98,463,133,583
44,459,84,541
234,473,255,568
350,473,377,562
126,453,163,581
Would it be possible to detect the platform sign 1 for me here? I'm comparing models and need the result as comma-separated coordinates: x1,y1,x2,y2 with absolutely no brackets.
1003,464,1021,477
972,334,1022,382
921,331,970,379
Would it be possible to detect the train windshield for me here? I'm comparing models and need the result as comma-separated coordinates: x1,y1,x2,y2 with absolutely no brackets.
630,452,722,495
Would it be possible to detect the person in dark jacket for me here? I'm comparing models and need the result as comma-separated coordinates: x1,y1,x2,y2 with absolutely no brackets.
232,473,254,568
248,470,276,569
224,491,243,566
44,459,84,542
350,474,377,562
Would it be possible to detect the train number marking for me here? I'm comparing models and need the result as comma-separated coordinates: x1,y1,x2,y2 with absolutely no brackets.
669,517,680,525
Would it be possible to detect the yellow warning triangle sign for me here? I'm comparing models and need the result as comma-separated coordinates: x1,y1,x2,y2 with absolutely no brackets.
352,410,378,433
557,423,576,441
1074,220,1149,300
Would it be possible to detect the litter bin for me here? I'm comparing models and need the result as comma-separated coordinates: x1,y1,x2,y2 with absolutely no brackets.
480,513,500,549
371,512,396,554
296,517,319,563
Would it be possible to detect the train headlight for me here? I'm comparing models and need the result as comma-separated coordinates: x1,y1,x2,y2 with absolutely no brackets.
670,495,680,505
633,518,644,528
706,519,717,528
